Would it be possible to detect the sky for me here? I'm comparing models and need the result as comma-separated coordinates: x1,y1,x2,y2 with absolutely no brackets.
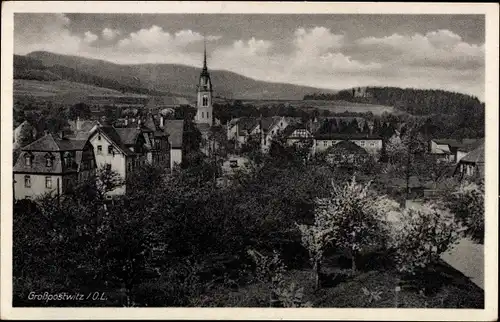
14,13,485,99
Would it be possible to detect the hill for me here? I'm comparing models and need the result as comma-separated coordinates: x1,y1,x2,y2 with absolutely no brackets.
14,79,148,105
230,99,400,115
304,87,484,116
25,51,334,100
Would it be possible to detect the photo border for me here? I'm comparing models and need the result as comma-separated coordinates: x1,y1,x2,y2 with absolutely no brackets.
1,2,498,320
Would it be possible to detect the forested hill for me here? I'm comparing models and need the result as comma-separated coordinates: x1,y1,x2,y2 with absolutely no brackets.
14,55,166,96
304,87,483,116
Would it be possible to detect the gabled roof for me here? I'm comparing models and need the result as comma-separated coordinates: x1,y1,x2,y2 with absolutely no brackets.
163,119,184,149
325,140,369,154
283,123,310,138
459,143,484,164
260,116,282,132
21,133,87,152
114,128,141,146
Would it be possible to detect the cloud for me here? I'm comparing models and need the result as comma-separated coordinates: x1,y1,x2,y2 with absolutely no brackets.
117,25,220,54
102,28,120,41
83,31,98,43
14,13,84,55
356,29,484,70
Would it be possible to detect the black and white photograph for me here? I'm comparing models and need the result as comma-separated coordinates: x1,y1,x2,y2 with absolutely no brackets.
1,2,498,320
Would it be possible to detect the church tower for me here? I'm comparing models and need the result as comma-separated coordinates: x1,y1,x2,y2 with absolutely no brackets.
195,40,213,126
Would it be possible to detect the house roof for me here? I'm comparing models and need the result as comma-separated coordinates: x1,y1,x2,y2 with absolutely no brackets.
21,133,87,151
163,119,184,148
459,143,484,164
458,138,484,152
114,127,141,146
283,123,310,138
14,134,91,174
325,140,369,154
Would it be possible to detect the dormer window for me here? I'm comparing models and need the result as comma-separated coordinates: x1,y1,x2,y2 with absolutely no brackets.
45,154,53,167
25,153,32,166
63,152,73,168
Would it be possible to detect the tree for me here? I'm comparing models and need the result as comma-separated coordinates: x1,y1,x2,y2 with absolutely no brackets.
319,177,395,275
386,119,427,199
389,201,465,276
297,200,334,289
68,102,91,120
443,181,484,244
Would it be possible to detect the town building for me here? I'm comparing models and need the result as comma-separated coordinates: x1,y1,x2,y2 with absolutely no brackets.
87,125,149,196
323,140,370,168
313,133,383,157
13,133,96,200
160,119,185,170
455,141,485,180
429,138,482,163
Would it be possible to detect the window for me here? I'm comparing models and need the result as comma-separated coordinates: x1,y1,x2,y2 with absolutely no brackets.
25,154,32,166
108,146,113,155
46,156,52,167
323,141,327,147
202,95,208,107
97,145,102,154
24,175,31,188
64,152,72,168
202,112,205,119
207,112,210,119
45,176,52,189
105,164,112,171
98,134,101,141
359,141,365,147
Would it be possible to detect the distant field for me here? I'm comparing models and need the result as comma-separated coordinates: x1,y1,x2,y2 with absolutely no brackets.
14,80,149,100
234,99,403,115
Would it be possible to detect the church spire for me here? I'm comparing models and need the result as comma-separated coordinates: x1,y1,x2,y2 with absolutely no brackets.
203,37,208,72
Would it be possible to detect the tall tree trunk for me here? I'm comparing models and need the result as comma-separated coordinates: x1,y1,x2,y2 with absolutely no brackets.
313,260,321,290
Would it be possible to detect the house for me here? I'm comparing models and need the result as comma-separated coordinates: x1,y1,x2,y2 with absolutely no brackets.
160,119,185,170
455,141,484,180
313,133,383,157
68,117,101,140
143,114,170,167
429,138,482,163
259,116,295,153
13,133,96,200
322,140,370,168
226,117,260,146
88,125,149,196
283,124,315,154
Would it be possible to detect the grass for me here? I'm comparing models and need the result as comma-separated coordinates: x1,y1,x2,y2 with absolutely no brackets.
197,253,484,308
